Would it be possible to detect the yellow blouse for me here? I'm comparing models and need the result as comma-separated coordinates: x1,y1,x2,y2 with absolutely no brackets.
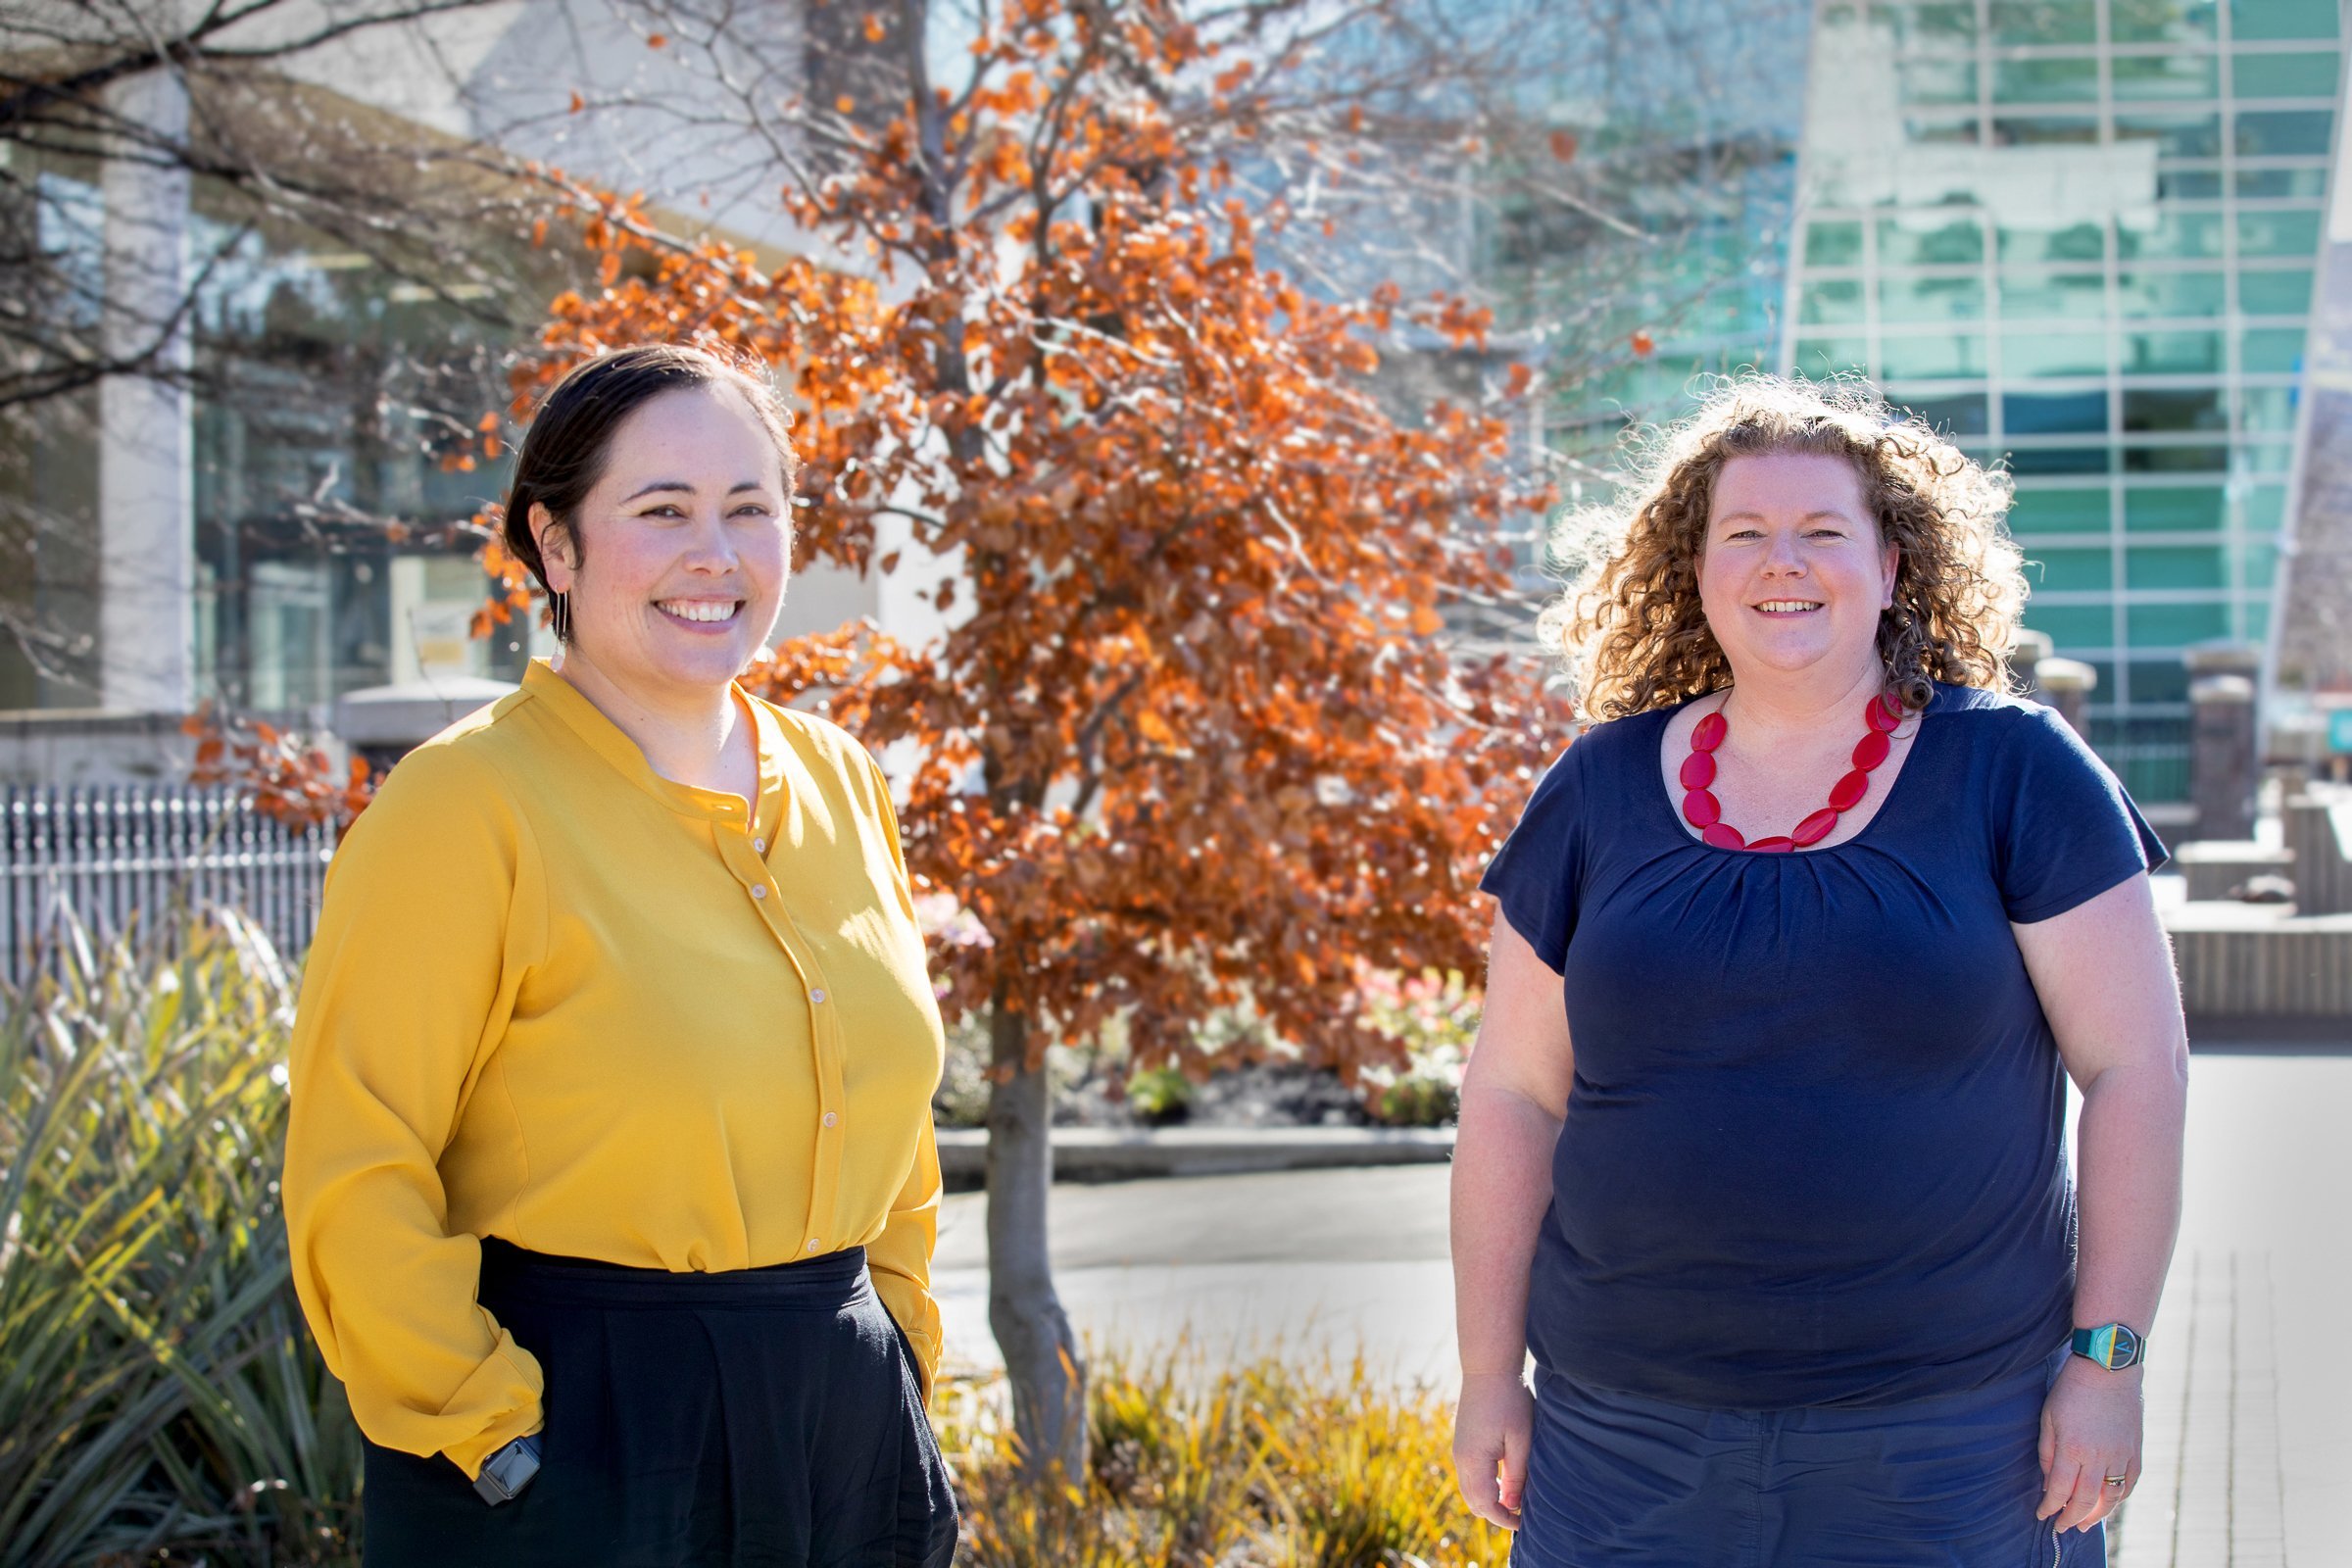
283,659,947,1478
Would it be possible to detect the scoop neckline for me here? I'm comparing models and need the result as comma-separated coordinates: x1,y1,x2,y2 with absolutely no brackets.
1644,688,1940,858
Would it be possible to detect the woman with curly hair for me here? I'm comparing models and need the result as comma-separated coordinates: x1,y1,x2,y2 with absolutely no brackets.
1449,377,2186,1567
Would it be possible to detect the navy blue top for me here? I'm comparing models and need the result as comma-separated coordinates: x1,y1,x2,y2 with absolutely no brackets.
1480,683,2166,1410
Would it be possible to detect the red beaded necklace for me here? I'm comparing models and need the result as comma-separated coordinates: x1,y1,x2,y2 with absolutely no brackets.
1680,692,1904,853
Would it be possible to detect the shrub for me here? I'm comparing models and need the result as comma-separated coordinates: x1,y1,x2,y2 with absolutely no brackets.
939,1346,1513,1568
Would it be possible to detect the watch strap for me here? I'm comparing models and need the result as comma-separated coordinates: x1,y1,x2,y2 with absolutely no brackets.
2070,1323,2145,1371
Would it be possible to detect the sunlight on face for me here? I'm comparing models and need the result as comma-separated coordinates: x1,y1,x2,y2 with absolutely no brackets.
1698,451,1897,688
537,383,791,706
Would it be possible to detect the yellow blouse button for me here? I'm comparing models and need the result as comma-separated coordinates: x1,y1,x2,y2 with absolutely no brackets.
751,884,768,900
753,838,766,854
822,1111,839,1127
805,1238,821,1252
809,988,827,1004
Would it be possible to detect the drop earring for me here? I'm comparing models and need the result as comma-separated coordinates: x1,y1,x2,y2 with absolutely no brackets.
549,590,572,643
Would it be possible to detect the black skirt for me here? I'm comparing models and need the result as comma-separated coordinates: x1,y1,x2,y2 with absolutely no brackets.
361,1239,958,1568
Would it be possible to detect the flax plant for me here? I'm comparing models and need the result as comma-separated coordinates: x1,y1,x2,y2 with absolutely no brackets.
0,912,360,1568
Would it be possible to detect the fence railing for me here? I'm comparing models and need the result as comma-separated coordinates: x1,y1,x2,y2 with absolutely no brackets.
2,783,335,988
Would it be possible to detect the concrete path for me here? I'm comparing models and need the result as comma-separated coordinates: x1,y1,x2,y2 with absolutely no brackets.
931,1049,2350,1565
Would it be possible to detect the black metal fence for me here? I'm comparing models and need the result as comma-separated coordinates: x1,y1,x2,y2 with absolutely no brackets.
1,784,335,987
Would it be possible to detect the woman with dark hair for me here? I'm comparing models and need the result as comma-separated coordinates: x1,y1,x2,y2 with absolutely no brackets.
1449,376,2187,1567
284,343,958,1566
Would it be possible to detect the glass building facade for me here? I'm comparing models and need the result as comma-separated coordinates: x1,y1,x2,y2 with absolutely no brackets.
1782,0,2346,800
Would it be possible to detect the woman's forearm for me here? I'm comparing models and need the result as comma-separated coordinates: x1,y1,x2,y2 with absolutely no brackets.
1450,1083,1563,1378
2072,1056,2188,1339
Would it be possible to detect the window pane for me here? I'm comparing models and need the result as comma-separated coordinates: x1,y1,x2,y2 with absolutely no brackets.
1996,115,2101,144
2162,171,2228,198
2128,546,2228,587
2008,445,2113,473
2125,443,2229,471
2125,485,2227,528
1793,335,1869,377
1881,333,1988,378
2113,54,2221,100
2236,168,2330,198
2007,388,2111,433
2005,331,2110,376
1880,275,1986,320
2116,210,2228,260
2128,659,2195,704
2238,326,2304,372
1901,58,1980,105
1870,2,1979,41
2241,269,2315,315
1994,58,2099,102
1806,220,1864,267
2124,388,2229,432
1878,216,1986,264
1998,220,2106,262
2239,386,2298,431
2236,209,2325,259
2237,542,2279,588
2128,601,2232,644
1802,279,1867,324
1907,116,1984,145
1891,391,1990,434
2235,110,2334,157
2029,547,2115,589
2124,330,2224,372
2000,269,2107,317
2026,604,2118,644
2232,442,2296,473
2010,486,2112,531
1990,0,2095,43
2240,484,2288,532
2112,0,2218,42
2114,113,2224,158
2118,270,2227,318
2232,51,2340,97
2231,0,2338,40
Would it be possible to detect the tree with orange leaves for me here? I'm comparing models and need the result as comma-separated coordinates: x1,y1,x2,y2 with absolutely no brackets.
492,0,1571,1480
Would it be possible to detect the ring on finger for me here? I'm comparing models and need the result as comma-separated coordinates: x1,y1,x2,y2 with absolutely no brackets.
2104,1476,2129,1487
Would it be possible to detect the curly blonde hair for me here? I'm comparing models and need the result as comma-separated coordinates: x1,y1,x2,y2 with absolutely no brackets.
1543,375,2029,720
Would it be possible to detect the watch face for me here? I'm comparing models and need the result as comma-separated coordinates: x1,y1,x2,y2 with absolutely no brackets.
2110,1325,2142,1367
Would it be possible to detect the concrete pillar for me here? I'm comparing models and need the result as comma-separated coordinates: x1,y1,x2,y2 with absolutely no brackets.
2185,643,2261,845
2034,656,2097,740
2189,677,2259,845
97,68,196,714
2012,628,2051,701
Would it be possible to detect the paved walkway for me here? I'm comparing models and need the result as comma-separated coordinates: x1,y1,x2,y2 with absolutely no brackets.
931,1049,2351,1565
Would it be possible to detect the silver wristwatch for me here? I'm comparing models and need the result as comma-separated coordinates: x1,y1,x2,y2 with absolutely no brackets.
471,1432,543,1505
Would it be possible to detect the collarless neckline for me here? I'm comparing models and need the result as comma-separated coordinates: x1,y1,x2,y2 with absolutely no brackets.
1645,684,1947,857
521,658,786,826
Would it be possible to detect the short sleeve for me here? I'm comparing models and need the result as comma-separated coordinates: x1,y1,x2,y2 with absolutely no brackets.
1995,704,2170,923
1479,741,1586,972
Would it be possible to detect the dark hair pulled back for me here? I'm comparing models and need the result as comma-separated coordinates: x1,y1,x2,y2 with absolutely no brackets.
500,344,801,640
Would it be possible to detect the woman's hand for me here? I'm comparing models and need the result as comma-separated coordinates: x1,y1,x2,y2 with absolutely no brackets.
2036,1357,2143,1534
1452,1370,1535,1531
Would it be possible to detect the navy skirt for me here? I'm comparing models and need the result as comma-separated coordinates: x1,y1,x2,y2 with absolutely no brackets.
1512,1347,2105,1568
361,1240,958,1568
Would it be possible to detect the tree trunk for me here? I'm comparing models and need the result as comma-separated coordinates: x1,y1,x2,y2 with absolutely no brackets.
983,1002,1088,1482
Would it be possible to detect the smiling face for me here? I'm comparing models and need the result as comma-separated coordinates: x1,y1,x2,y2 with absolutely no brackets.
532,383,790,709
1697,450,1898,690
